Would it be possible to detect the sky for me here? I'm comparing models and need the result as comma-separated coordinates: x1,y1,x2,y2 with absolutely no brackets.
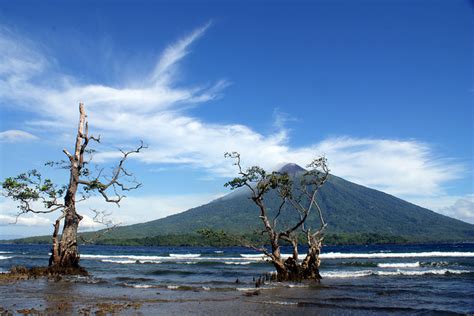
0,0,472,238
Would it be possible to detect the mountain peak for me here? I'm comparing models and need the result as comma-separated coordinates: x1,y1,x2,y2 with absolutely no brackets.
277,163,306,175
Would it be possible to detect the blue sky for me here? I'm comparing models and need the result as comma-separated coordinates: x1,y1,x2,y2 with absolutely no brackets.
0,0,472,237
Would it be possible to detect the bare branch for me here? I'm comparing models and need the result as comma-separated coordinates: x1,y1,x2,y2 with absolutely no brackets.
79,209,121,244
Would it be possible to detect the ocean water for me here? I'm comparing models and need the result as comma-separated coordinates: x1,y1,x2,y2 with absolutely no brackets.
0,243,473,314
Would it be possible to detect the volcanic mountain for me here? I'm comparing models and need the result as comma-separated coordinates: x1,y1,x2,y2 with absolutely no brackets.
75,163,474,244
13,163,474,245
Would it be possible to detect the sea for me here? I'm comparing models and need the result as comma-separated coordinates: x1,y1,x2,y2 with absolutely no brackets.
0,243,473,314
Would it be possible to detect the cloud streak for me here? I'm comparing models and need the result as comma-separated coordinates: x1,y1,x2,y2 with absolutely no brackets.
0,130,38,143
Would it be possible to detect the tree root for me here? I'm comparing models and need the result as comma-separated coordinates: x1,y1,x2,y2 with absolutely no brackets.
1,265,89,281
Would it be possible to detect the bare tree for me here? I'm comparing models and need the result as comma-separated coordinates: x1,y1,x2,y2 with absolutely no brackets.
1,103,145,271
224,152,329,282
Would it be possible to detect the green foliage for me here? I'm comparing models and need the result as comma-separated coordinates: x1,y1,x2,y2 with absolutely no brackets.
83,179,106,192
1,170,66,212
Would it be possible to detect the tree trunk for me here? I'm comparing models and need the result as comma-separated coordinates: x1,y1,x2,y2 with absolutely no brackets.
49,173,83,268
270,237,323,282
49,103,85,269
56,208,82,268
301,236,323,281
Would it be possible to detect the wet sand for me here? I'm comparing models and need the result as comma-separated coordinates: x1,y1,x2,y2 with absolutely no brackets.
1,275,396,315
0,277,327,315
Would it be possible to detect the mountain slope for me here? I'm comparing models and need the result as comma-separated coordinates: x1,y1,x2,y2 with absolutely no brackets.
84,168,473,243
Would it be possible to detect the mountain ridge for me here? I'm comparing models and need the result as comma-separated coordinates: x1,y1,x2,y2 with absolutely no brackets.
82,173,474,243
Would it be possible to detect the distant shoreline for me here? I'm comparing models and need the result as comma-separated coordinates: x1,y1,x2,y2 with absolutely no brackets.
2,237,473,248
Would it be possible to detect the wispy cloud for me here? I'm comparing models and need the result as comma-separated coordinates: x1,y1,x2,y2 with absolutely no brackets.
0,130,38,143
0,23,468,220
151,21,211,84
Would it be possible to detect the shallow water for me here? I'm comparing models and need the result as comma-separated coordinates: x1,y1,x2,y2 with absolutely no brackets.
0,243,473,314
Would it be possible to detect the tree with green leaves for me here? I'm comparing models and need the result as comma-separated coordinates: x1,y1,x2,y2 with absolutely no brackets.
2,103,145,271
224,152,329,282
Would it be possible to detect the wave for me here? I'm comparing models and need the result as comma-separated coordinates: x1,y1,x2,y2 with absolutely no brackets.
169,254,200,258
261,301,298,306
85,253,265,263
236,286,276,291
322,270,374,278
101,259,163,264
378,262,420,268
321,269,471,278
287,284,310,288
0,255,12,260
320,252,474,259
214,251,224,254
84,251,474,265
376,269,470,276
420,261,450,267
0,251,12,254
224,261,252,265
83,254,169,260
123,283,158,289
341,261,378,267
240,254,267,258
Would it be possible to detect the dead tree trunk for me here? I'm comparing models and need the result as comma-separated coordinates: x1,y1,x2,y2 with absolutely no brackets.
49,104,87,268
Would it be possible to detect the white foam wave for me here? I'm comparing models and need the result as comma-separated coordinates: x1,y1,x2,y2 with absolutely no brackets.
236,286,276,291
287,284,309,288
169,254,200,258
125,283,157,289
378,262,420,268
167,285,179,289
101,259,162,264
84,253,262,262
214,251,224,254
240,254,266,258
83,254,183,261
322,269,471,278
0,251,12,254
85,251,474,265
377,269,470,276
102,259,136,264
0,255,12,260
322,270,373,278
321,252,474,259
224,261,251,265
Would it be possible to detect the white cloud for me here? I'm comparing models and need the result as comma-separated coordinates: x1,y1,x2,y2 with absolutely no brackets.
77,193,223,226
0,23,470,225
439,198,474,224
0,191,223,235
410,195,474,224
0,213,51,226
0,130,38,143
